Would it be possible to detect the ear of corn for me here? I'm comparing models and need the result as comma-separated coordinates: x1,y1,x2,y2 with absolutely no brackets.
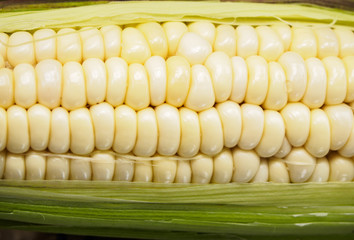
0,1,354,239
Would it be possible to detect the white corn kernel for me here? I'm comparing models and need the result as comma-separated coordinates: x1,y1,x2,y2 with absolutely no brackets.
80,27,105,61
256,26,284,61
134,160,153,182
137,22,168,59
28,104,51,151
14,64,36,108
211,148,233,184
216,101,242,148
4,153,25,180
91,152,115,181
290,27,317,59
285,148,316,183
0,108,6,151
232,148,260,183
7,105,29,154
302,58,327,108
314,27,339,59
256,110,285,158
324,104,353,151
25,151,46,180
163,22,188,56
156,104,180,156
199,107,224,156
113,105,137,154
90,103,115,150
71,159,92,181
229,56,248,103
188,21,216,45
100,25,122,59
281,103,310,147
205,51,232,103
271,24,292,51
57,28,82,64
178,107,200,158
166,56,190,108
133,107,158,157
323,56,347,105
62,61,86,110
307,158,329,182
33,29,56,62
333,28,354,58
105,57,128,107
69,108,95,155
214,25,236,57
70,158,91,180
0,33,9,61
145,56,167,106
251,158,269,183
177,32,212,65
83,58,107,105
175,160,191,183
0,68,14,109
185,64,215,112
245,55,268,105
278,51,307,102
235,25,258,58
269,158,290,183
46,156,69,180
305,109,330,158
48,108,70,154
153,159,177,183
113,156,134,182
262,61,287,110
7,31,35,67
191,155,213,184
238,104,264,150
328,153,354,182
125,63,150,111
339,118,354,157
344,56,354,103
274,137,291,159
121,27,151,64
36,59,62,109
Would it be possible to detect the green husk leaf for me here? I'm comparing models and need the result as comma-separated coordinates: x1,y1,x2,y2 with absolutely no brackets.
0,1,353,33
0,1,109,13
0,181,353,238
2,220,353,240
1,180,354,205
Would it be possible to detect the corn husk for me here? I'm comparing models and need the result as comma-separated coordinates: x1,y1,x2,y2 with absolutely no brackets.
0,1,353,239
0,1,353,33
1,181,354,239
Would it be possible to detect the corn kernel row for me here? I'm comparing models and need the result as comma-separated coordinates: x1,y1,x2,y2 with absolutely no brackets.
1,102,353,158
1,53,353,112
1,23,353,69
0,148,352,183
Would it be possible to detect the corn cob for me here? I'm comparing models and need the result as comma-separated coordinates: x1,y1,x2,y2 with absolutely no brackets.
0,1,354,239
1,22,354,180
